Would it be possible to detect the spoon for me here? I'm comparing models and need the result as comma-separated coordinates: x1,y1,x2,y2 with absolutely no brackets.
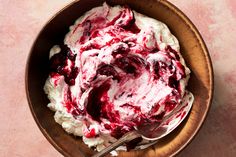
92,93,193,157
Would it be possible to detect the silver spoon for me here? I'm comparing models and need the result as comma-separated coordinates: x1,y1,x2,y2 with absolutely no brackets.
92,93,193,157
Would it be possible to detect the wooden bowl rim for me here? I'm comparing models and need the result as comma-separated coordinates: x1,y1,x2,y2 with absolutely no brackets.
160,0,214,156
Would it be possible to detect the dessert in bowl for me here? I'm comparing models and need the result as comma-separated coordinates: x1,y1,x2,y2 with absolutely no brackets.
26,0,213,157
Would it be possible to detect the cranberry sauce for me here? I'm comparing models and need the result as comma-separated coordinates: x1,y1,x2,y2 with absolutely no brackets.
96,64,120,80
84,128,96,138
64,88,85,116
114,55,146,78
86,82,112,122
49,44,78,86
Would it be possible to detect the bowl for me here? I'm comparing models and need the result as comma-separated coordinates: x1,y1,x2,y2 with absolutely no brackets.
25,0,213,156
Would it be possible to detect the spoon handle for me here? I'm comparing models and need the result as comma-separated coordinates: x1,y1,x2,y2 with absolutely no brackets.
92,130,141,157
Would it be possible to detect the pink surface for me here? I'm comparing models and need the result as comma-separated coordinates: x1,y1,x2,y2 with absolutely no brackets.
0,0,235,156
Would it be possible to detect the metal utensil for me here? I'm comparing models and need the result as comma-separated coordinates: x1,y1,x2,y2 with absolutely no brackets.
92,93,193,157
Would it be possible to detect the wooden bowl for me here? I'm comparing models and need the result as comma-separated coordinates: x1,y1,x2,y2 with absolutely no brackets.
25,0,213,156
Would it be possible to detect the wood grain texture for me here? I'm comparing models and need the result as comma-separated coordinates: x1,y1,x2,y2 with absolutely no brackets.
25,0,213,157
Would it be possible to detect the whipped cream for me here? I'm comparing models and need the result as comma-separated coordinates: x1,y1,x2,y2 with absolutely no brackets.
44,2,194,154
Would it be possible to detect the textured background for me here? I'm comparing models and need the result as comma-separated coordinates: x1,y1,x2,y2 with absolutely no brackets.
0,0,235,156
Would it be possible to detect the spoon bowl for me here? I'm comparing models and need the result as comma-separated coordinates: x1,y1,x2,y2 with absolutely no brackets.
92,93,194,157
139,92,194,140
